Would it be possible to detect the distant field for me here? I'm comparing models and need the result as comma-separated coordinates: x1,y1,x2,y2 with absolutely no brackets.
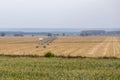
0,56,120,80
0,36,120,58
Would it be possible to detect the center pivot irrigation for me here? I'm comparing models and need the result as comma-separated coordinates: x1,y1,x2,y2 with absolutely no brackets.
36,36,57,48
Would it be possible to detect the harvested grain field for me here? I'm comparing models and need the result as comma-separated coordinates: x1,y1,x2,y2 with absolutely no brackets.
0,36,120,58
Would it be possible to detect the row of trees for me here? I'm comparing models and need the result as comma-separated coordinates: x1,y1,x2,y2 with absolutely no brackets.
47,33,66,36
0,33,24,37
0,33,5,37
0,33,67,37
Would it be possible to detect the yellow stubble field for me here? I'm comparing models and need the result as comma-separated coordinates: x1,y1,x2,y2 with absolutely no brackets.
0,36,120,58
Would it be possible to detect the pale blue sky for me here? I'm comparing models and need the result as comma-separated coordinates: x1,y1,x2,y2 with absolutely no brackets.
0,0,119,29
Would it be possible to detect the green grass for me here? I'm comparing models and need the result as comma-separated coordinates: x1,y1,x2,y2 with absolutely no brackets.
0,56,120,80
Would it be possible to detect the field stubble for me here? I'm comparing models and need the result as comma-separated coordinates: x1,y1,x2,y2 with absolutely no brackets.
0,36,120,58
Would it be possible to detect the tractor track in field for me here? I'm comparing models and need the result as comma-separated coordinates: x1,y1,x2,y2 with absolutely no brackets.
88,37,109,55
102,41,111,57
112,37,120,57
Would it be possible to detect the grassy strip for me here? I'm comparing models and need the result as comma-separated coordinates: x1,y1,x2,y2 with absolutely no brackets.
0,53,119,60
0,56,120,80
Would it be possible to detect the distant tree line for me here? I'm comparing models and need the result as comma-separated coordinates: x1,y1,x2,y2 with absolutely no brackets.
80,30,106,36
47,33,66,37
14,34,24,37
0,33,6,37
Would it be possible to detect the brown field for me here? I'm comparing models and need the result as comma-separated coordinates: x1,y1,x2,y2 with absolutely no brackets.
0,36,120,58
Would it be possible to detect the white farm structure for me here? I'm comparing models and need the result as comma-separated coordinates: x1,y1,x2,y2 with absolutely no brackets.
37,36,57,48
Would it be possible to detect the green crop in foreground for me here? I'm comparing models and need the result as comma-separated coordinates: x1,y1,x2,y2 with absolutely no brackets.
0,57,120,80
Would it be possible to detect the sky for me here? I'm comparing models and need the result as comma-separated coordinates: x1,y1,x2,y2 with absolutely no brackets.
0,0,120,29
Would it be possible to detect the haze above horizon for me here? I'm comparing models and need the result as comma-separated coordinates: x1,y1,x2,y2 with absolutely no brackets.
0,28,120,32
0,0,120,29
